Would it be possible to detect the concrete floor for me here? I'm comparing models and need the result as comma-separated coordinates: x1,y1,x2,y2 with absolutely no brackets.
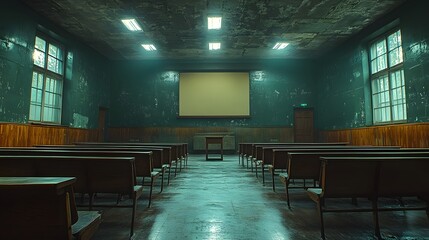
90,154,429,240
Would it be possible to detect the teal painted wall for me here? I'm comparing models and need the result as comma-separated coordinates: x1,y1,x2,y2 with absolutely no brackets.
0,1,110,128
316,0,429,130
109,59,316,127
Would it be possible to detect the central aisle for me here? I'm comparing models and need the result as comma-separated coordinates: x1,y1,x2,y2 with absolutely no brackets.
136,154,294,240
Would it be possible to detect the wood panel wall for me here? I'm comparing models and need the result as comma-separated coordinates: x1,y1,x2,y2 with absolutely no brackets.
318,123,429,148
0,123,99,147
108,127,295,152
4,122,425,148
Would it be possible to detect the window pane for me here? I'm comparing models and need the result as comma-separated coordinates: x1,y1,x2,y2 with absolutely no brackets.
29,104,41,121
376,56,387,72
35,37,46,52
388,30,402,50
49,44,58,57
43,107,53,122
33,49,45,67
49,43,63,59
376,40,387,56
47,56,63,75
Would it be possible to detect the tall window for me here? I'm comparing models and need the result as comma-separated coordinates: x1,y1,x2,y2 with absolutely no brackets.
370,29,406,124
30,35,64,124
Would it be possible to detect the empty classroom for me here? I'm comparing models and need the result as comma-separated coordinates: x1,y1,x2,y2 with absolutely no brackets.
1,0,429,240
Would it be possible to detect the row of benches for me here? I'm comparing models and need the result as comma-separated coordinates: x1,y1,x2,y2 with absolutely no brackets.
0,142,188,240
238,142,429,239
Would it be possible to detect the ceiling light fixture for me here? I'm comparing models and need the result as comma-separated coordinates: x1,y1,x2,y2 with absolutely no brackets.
208,17,222,30
121,19,143,31
209,42,221,50
272,42,289,50
142,44,157,51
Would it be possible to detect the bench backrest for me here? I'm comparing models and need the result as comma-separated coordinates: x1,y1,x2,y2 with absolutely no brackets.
0,149,152,178
287,151,429,182
320,156,429,199
74,142,184,161
0,177,77,240
0,155,136,195
320,158,378,198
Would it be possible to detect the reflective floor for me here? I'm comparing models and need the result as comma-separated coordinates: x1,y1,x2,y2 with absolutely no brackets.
90,154,429,240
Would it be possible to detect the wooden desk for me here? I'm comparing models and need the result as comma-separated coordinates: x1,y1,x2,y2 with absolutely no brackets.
0,177,77,240
205,136,224,160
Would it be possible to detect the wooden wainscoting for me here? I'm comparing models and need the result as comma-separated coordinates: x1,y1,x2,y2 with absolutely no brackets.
0,123,99,147
318,123,429,148
108,127,295,152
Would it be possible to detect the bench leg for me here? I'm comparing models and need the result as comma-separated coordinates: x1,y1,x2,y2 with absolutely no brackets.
272,170,276,192
130,196,137,239
160,169,165,193
262,164,265,186
167,165,172,185
317,199,326,240
372,198,382,239
255,161,259,178
285,181,291,209
148,178,154,208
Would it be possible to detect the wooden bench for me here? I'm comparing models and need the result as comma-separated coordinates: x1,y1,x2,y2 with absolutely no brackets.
306,156,429,240
0,155,142,238
0,148,158,207
33,144,176,185
268,146,401,191
249,142,349,171
74,142,186,175
0,176,101,240
282,150,429,208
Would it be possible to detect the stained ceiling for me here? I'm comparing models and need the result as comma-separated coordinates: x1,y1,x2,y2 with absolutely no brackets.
21,0,407,60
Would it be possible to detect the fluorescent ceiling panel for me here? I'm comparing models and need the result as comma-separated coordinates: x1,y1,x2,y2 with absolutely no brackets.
142,44,157,51
209,42,221,50
208,17,222,30
272,42,289,50
121,19,143,31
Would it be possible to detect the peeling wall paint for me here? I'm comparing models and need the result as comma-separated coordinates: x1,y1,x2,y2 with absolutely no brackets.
0,2,110,128
110,60,316,127
316,0,429,130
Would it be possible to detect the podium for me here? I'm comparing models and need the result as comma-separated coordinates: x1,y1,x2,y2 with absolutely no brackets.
205,136,224,160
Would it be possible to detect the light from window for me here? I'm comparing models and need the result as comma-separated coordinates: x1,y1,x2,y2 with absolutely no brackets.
370,29,406,124
30,35,64,124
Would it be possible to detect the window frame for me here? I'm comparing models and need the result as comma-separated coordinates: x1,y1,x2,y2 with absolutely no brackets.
369,28,407,125
29,33,65,125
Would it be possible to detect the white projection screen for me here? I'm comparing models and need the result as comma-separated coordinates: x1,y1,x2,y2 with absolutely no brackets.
179,72,250,117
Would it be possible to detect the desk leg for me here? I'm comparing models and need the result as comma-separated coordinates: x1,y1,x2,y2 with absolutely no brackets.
205,142,208,160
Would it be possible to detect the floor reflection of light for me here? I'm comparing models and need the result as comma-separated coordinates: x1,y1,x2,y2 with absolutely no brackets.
209,225,219,233
208,223,222,240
